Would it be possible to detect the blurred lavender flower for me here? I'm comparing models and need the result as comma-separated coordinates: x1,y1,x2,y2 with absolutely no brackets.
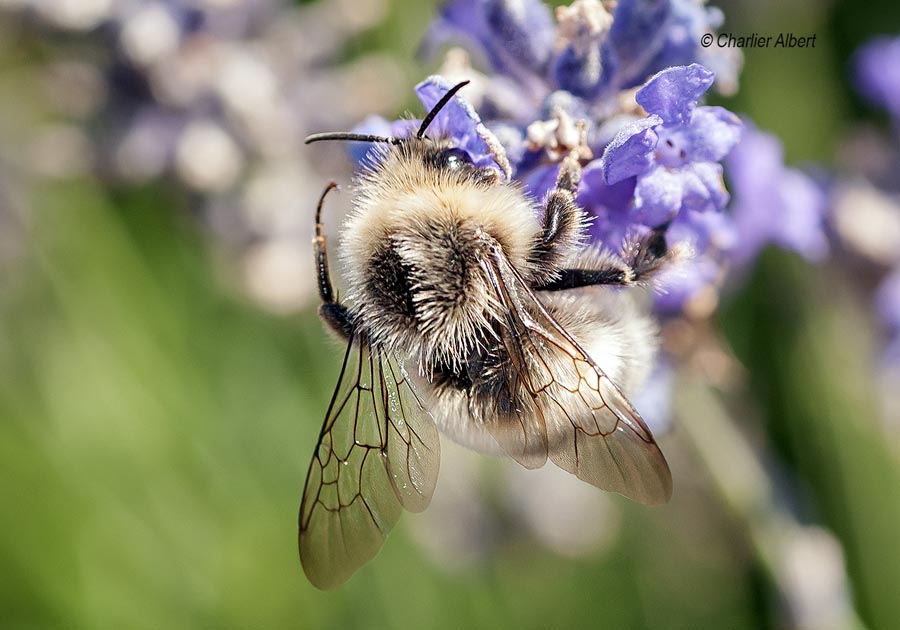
0,0,399,312
876,269,900,365
726,125,829,269
853,35,900,125
844,35,900,380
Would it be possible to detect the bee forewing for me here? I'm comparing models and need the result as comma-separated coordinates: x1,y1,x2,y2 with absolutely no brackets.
482,239,672,505
299,334,441,589
467,308,550,469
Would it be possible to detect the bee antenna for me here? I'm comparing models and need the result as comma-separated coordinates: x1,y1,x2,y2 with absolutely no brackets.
304,132,401,145
417,80,470,139
315,181,339,226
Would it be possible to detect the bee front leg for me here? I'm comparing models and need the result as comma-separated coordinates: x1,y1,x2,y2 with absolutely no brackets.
619,225,672,284
314,182,354,340
529,150,589,281
536,226,674,291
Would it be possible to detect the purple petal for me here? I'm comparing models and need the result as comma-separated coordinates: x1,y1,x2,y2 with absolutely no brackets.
415,75,495,168
578,160,637,249
579,160,637,210
853,36,900,121
679,162,729,213
726,125,829,267
636,64,715,125
636,1,737,94
598,115,662,184
725,126,783,265
683,106,743,162
668,207,737,254
484,0,555,70
587,208,636,253
523,163,560,202
348,116,417,165
771,169,829,262
633,167,684,226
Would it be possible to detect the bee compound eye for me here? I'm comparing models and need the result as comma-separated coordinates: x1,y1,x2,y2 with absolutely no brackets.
439,147,473,170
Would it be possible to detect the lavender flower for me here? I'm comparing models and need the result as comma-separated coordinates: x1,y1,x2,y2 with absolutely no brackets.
876,269,900,366
847,36,900,374
726,125,829,268
422,0,556,99
853,35,900,124
596,0,739,95
424,0,742,103
0,0,396,312
598,64,741,227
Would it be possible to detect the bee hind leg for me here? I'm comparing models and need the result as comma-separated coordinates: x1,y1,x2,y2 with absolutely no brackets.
314,182,354,340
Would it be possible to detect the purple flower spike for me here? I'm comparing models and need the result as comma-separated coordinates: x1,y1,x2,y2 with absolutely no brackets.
853,36,900,122
422,0,555,87
402,2,750,321
415,75,497,169
636,64,714,125
606,0,672,89
606,0,738,95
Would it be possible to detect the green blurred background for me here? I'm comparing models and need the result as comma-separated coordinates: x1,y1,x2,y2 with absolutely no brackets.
2,0,900,628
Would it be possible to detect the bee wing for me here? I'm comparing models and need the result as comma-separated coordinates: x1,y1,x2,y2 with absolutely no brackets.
299,332,441,589
481,241,672,505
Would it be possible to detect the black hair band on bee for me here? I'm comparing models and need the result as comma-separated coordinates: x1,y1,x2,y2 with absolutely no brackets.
416,80,470,139
303,132,402,145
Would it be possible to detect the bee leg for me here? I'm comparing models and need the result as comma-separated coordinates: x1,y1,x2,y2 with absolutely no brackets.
620,224,671,284
319,303,354,340
314,182,354,340
536,227,672,291
529,150,588,277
